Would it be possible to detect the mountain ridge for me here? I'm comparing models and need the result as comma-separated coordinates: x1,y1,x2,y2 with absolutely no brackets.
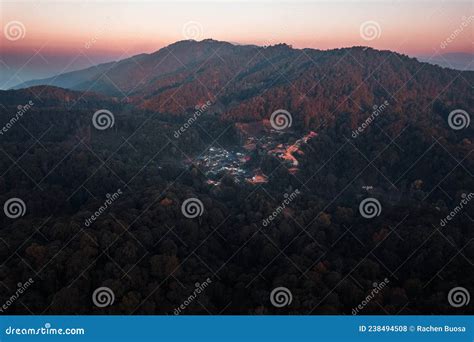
11,39,432,91
7,39,473,135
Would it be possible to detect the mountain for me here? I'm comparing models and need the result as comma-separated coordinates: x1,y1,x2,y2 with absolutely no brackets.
0,85,118,108
12,40,473,132
1,40,473,315
417,52,474,71
12,39,240,97
11,62,117,92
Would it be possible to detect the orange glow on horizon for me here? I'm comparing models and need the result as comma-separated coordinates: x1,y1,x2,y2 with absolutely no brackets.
1,1,472,70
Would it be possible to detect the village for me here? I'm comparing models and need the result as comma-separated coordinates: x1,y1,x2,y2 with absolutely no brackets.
188,131,318,186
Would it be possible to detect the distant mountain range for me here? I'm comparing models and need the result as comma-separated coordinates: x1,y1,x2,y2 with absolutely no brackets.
416,52,474,71
11,39,473,133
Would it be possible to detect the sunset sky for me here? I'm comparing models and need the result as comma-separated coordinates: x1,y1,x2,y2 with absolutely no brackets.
1,0,473,89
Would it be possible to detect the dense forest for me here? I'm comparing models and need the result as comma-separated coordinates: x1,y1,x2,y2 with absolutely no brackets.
1,40,473,314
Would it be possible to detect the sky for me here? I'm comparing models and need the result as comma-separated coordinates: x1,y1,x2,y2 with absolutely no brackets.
1,0,473,89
